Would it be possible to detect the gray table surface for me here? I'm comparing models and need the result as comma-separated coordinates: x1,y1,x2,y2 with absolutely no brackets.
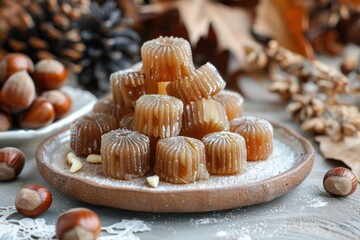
1,75,360,240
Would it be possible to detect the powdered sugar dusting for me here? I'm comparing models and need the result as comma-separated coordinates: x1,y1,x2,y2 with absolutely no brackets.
41,128,302,191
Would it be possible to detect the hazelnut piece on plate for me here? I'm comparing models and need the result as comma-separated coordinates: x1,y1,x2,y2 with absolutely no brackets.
19,98,55,129
0,53,34,83
0,147,25,181
15,184,52,217
66,152,83,173
146,175,159,188
33,59,68,91
56,208,101,240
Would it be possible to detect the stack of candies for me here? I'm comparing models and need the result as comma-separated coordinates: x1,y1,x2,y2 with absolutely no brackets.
70,36,273,184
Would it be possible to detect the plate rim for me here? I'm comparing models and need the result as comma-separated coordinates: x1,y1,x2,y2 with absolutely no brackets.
36,121,314,213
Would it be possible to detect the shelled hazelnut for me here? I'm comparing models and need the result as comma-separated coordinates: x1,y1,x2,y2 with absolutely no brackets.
0,53,34,84
323,167,358,196
66,152,83,173
20,98,55,129
86,154,101,164
41,90,72,119
56,208,101,240
146,175,159,188
15,184,52,217
33,59,68,91
0,147,25,181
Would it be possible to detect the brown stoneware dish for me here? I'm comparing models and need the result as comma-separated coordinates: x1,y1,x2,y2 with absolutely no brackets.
36,122,314,213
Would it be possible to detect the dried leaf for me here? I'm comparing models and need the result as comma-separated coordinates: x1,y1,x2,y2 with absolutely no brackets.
139,0,258,64
254,0,314,58
316,136,360,182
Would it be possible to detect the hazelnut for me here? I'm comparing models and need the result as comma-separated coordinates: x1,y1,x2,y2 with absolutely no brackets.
1,70,36,113
15,184,52,217
56,208,101,240
41,90,72,119
0,112,12,131
323,167,358,196
0,104,12,131
0,53,34,84
33,59,68,91
0,147,25,181
20,98,55,129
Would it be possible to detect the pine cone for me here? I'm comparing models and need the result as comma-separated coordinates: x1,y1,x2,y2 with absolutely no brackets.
0,0,28,57
0,0,85,73
78,0,141,92
60,0,90,14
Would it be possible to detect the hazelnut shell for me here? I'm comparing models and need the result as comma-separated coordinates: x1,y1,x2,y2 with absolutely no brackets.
0,102,12,131
323,167,358,196
56,208,101,240
0,147,25,181
33,59,68,91
1,70,36,113
0,53,34,83
15,184,52,217
41,90,72,119
20,98,55,129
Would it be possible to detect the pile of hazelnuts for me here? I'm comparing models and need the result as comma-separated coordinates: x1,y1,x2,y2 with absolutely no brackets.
0,53,72,131
15,184,102,239
0,146,102,239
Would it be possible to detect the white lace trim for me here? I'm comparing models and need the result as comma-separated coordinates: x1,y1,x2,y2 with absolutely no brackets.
0,206,150,240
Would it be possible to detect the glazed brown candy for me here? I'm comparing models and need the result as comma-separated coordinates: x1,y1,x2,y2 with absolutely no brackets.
141,36,194,83
167,62,225,104
230,116,273,161
183,98,229,139
202,131,247,175
154,136,209,184
101,129,150,180
213,90,244,121
110,70,146,109
133,94,183,138
92,97,128,122
119,112,134,130
70,114,118,157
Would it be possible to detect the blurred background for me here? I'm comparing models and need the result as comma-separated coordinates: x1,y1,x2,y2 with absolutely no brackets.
0,0,359,94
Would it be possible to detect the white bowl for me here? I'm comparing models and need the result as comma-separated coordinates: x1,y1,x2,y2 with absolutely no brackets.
0,86,97,145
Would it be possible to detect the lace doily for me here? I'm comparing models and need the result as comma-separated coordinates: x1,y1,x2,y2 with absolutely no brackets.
0,206,150,240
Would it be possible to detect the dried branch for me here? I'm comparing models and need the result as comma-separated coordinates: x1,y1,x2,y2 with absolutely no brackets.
243,39,360,141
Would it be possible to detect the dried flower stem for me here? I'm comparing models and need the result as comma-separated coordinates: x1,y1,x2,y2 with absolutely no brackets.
244,40,360,141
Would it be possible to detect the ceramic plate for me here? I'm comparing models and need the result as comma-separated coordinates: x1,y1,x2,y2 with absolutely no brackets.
0,86,97,145
36,122,314,213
